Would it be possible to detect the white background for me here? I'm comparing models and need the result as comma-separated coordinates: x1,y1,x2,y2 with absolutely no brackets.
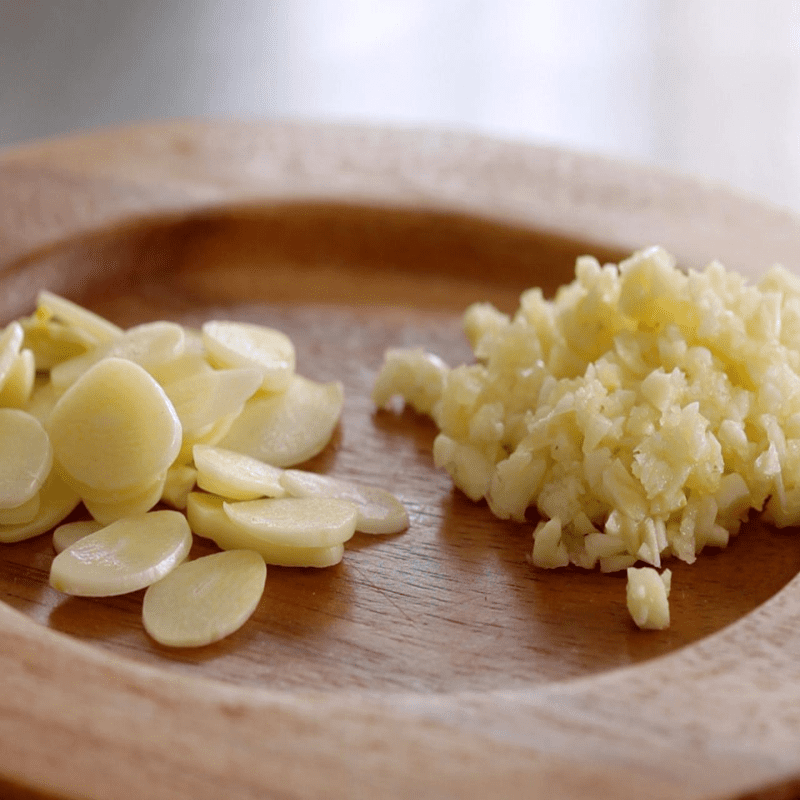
2,0,799,214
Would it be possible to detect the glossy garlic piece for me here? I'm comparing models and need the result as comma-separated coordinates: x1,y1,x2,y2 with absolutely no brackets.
0,408,53,509
52,519,105,553
0,492,40,525
50,510,192,597
186,492,345,567
0,470,80,544
47,358,182,497
280,469,409,534
0,349,35,408
83,472,168,525
223,496,358,548
193,445,285,500
161,464,198,510
36,291,123,344
143,550,266,647
202,320,295,392
218,375,344,467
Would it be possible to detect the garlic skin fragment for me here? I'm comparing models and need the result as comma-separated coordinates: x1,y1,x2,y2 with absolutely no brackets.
143,550,267,647
280,469,408,534
50,510,192,597
186,492,345,567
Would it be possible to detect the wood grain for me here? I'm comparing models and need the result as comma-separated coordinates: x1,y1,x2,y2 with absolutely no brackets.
1,120,800,799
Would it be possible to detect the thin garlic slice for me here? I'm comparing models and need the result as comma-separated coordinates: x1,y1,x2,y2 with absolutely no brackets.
52,519,105,553
20,314,94,370
0,349,35,407
83,472,168,525
193,445,285,500
0,321,24,389
187,492,344,567
0,492,40,525
37,290,123,343
143,549,266,647
223,496,357,548
23,378,62,426
50,321,186,391
161,464,197,510
0,470,80,544
218,375,344,467
0,408,53,509
49,509,192,596
48,358,182,496
202,320,295,392
163,367,261,437
280,469,409,534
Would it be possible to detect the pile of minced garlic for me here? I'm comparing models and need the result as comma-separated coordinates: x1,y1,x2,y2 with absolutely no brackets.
373,245,800,629
0,292,407,648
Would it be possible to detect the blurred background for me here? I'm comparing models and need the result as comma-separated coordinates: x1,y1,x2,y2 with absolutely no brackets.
1,0,799,213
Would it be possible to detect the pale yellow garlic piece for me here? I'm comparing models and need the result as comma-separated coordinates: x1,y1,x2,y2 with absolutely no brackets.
0,492,40,525
37,291,123,344
148,351,212,387
142,549,266,647
0,349,35,408
52,519,105,553
218,375,344,467
48,358,182,497
24,378,62,426
626,567,672,630
49,509,192,596
174,410,239,466
20,314,94,370
187,492,345,567
50,321,186,391
280,469,408,534
202,320,295,392
193,445,285,500
0,408,53,509
83,472,168,525
163,367,261,437
0,470,80,543
0,321,24,389
161,464,197,510
223,496,357,548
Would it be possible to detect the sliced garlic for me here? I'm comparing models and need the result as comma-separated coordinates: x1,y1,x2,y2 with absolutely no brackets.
161,464,198,510
37,290,123,343
163,367,261,437
0,408,53,509
280,469,408,534
0,349,35,407
143,549,266,647
0,470,80,544
202,320,295,392
48,358,182,497
0,321,24,389
50,509,192,596
83,472,168,525
218,375,343,467
52,519,105,553
223,496,357,548
186,492,345,567
50,321,186,391
20,313,94,370
193,445,285,500
0,492,40,525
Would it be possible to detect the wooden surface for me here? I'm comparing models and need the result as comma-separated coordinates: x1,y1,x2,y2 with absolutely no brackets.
1,121,800,799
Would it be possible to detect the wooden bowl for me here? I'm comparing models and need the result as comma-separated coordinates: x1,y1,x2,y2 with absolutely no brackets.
1,121,800,800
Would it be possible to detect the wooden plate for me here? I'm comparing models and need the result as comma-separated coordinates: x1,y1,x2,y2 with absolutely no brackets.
1,121,800,800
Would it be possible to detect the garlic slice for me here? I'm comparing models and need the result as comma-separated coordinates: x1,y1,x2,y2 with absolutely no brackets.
50,510,192,596
143,550,266,647
280,469,408,534
202,320,295,392
187,492,345,567
193,445,285,500
52,519,105,553
0,408,53,509
218,375,343,467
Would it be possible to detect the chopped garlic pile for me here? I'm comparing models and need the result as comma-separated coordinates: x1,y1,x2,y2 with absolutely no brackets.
374,246,800,628
0,292,408,647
